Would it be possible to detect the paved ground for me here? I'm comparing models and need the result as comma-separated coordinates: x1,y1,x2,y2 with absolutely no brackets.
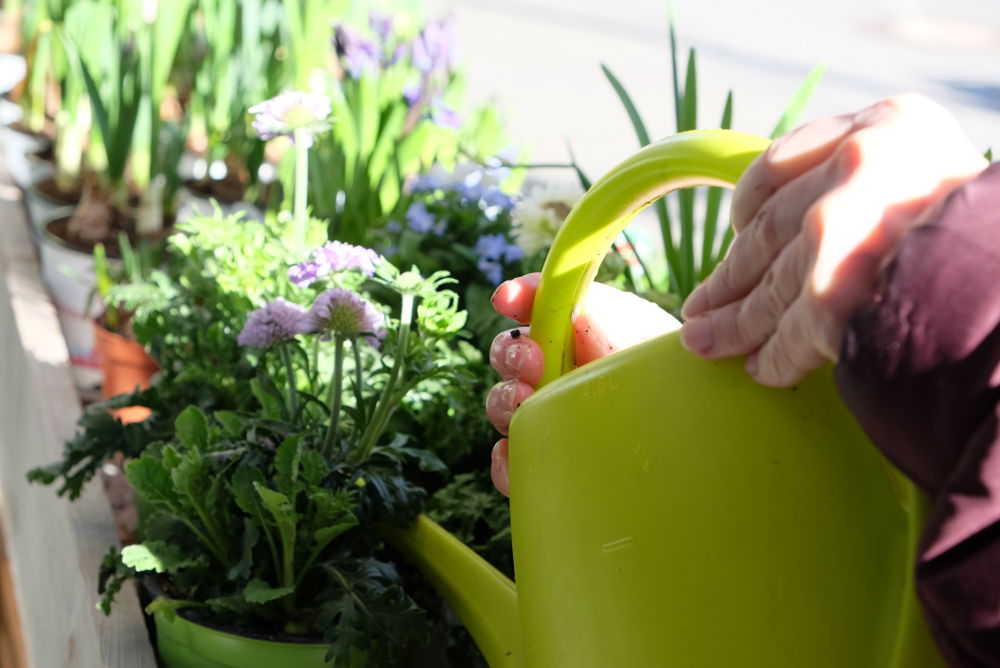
425,0,1000,182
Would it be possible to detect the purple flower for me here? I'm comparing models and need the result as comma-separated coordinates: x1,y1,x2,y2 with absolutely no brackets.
431,101,463,130
306,288,387,347
368,9,394,43
412,17,456,75
249,91,332,147
334,24,381,79
289,241,381,288
402,84,422,108
405,201,436,233
238,298,310,348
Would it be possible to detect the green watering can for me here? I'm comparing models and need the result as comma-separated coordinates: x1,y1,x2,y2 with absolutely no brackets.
384,129,946,668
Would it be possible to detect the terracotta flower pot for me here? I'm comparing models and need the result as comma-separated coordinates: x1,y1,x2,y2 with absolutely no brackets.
93,322,159,424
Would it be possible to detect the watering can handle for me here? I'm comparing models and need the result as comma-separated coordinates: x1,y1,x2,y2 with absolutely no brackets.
529,129,772,387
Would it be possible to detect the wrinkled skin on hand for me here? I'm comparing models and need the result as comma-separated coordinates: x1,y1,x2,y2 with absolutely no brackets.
679,93,987,386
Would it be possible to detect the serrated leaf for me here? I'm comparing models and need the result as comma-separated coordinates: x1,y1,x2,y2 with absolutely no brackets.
171,451,211,502
231,465,266,516
255,483,297,560
121,540,206,574
214,410,244,437
175,405,209,451
274,434,304,497
121,544,166,573
126,457,181,510
227,518,259,581
243,577,294,604
300,449,329,486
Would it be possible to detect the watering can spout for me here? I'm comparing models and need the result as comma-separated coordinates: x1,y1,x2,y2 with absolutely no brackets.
381,515,524,667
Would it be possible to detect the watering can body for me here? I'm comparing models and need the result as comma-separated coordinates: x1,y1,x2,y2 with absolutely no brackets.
509,333,942,667
385,130,946,668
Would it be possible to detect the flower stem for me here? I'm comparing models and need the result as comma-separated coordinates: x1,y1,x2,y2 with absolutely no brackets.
278,344,299,420
353,293,414,464
293,128,309,252
323,335,346,457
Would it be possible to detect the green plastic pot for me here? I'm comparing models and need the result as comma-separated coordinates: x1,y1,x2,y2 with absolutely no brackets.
152,608,331,668
382,129,946,668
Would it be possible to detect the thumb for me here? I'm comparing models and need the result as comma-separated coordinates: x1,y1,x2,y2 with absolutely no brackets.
573,283,681,366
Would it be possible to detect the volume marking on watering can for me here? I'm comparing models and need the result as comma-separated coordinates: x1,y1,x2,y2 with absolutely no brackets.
601,536,634,554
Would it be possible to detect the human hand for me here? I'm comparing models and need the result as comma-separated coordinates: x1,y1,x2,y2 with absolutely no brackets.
486,273,679,494
680,94,987,386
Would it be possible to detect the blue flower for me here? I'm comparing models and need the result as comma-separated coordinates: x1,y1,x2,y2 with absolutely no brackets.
481,187,515,210
477,258,503,285
475,233,509,260
410,173,441,193
406,201,436,233
503,244,524,263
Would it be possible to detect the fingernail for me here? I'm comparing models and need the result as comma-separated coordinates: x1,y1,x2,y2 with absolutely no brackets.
680,316,714,355
682,286,708,319
745,353,759,377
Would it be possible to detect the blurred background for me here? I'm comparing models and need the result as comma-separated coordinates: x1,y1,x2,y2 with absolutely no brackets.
425,0,1000,180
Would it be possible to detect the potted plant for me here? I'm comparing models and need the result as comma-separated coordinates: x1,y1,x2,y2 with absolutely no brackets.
93,241,479,666
90,236,161,424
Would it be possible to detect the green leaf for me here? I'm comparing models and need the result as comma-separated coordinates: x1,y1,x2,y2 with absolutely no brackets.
314,520,357,549
231,465,267,516
300,449,329,486
121,544,165,573
171,451,211,503
243,577,294,604
770,63,827,139
227,518,259,581
274,434,304,497
121,540,206,574
601,64,652,147
146,596,200,622
214,410,244,438
126,457,181,510
175,405,209,452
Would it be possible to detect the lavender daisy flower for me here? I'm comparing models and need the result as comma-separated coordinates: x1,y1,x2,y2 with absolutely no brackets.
289,241,381,288
238,298,310,347
249,91,332,147
307,288,387,348
405,201,436,233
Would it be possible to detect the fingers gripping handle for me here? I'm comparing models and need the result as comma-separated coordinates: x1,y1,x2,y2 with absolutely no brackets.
529,129,771,387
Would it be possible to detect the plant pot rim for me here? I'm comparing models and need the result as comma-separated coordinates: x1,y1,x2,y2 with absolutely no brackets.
142,577,328,646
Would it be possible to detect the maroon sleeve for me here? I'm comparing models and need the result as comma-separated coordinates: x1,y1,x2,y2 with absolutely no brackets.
835,162,1000,667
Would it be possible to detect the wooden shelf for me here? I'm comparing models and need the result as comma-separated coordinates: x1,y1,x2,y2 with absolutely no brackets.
0,137,156,667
